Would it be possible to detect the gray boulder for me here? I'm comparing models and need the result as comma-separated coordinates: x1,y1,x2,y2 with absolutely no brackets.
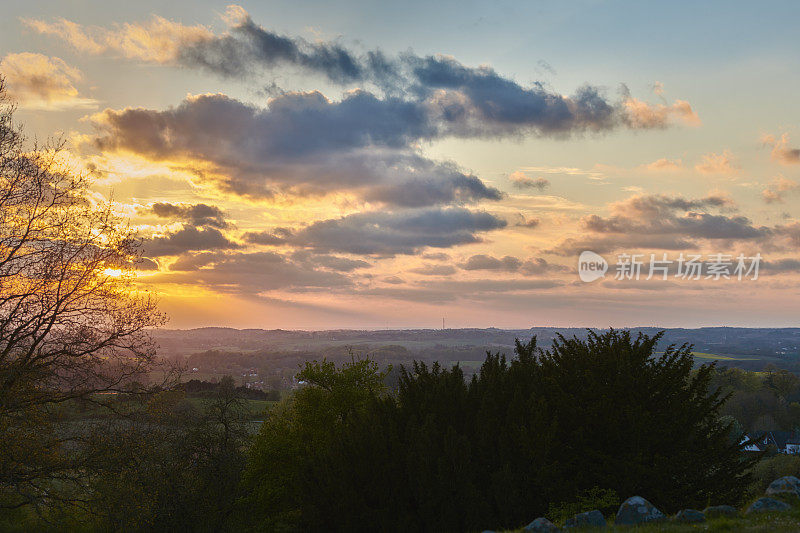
702,505,738,518
524,517,559,532
615,496,665,525
564,509,606,528
673,509,705,523
745,497,792,514
766,476,800,497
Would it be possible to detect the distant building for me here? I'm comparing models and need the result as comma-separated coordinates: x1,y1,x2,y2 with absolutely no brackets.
740,436,763,452
743,431,800,454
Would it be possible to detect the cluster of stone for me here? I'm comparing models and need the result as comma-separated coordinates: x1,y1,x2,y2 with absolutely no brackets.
486,476,800,531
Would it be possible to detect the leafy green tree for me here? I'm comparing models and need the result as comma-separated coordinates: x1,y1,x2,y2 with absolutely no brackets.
241,358,386,530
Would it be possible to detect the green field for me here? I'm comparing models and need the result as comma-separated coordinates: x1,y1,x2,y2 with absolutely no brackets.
692,351,758,361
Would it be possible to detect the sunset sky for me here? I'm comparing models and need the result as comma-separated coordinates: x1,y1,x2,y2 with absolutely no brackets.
2,1,799,329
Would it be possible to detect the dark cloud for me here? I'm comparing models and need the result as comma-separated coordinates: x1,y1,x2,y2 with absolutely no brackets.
143,202,229,228
516,215,541,228
243,228,292,245
461,254,568,274
176,8,398,86
409,55,617,136
408,264,457,276
582,212,767,240
289,250,371,272
352,276,566,305
520,257,570,275
93,92,501,206
169,8,625,139
550,234,697,256
95,90,430,161
462,254,521,272
672,213,769,240
169,251,224,271
421,252,450,261
143,225,240,257
363,167,504,207
761,258,800,273
510,172,550,191
417,278,563,294
547,194,770,256
287,207,507,255
775,222,800,248
581,194,766,240
158,250,352,293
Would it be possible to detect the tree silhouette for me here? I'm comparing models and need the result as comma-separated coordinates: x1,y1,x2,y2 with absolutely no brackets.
0,78,167,512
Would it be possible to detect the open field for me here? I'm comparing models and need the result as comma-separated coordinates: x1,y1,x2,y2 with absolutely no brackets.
692,351,759,361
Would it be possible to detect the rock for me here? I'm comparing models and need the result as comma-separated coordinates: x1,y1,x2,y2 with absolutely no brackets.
673,509,705,523
564,509,606,528
702,505,738,518
615,496,666,525
766,476,800,497
745,497,792,514
524,517,559,532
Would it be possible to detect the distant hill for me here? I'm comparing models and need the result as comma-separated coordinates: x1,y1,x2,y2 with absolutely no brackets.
152,326,800,365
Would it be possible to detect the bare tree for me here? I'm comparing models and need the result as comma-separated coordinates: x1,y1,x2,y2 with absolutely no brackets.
0,78,167,510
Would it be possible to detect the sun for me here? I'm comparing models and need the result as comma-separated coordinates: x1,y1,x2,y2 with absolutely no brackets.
103,268,123,277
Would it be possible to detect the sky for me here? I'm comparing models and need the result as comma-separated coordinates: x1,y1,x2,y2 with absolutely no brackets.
1,0,799,329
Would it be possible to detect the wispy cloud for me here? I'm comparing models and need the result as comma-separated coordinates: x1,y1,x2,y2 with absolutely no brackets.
509,171,550,190
0,52,96,109
762,133,800,165
642,158,683,172
762,176,799,203
620,90,701,129
695,150,737,174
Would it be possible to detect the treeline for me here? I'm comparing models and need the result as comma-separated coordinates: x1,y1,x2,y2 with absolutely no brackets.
180,344,504,390
182,378,280,401
713,366,800,433
4,330,764,532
